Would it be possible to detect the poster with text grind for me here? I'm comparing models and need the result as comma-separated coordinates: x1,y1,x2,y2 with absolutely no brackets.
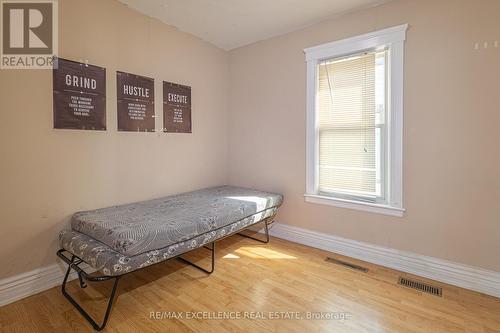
53,58,106,130
117,71,155,132
163,81,191,133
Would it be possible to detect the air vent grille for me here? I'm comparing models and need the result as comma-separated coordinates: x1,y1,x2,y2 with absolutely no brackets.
325,257,368,272
398,277,442,297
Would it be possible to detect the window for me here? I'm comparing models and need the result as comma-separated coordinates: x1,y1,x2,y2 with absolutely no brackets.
304,25,407,216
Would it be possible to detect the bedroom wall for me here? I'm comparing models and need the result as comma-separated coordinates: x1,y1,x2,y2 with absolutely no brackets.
227,0,500,271
0,0,229,278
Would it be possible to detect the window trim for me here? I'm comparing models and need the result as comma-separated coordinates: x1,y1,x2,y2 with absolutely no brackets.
304,24,408,217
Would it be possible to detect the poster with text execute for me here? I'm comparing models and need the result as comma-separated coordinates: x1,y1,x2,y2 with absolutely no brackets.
163,81,191,133
117,71,155,132
53,58,106,130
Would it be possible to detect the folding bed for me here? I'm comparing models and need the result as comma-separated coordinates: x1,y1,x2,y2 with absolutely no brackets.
57,185,283,330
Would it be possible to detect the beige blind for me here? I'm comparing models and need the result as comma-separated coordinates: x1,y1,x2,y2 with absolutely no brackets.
318,51,385,198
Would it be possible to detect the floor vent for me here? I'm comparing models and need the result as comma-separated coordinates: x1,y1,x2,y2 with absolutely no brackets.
398,277,442,297
325,257,368,272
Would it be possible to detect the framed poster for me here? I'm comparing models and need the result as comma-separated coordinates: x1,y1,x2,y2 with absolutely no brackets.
53,58,106,130
116,71,155,132
163,81,191,133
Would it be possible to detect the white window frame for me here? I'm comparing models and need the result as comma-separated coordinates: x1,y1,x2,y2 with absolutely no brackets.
304,24,408,217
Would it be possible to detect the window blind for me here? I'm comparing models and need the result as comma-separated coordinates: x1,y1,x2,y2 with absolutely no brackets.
317,50,386,199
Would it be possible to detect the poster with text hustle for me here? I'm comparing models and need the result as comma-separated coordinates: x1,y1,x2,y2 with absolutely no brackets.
116,71,155,132
53,58,106,130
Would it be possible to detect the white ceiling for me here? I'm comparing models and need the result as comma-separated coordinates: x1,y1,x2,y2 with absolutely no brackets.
118,0,390,50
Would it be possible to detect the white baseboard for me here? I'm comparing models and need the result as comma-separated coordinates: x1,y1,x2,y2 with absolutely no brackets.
0,262,89,307
269,223,500,298
2,224,499,307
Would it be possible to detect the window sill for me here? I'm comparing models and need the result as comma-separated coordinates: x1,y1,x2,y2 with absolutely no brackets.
304,194,405,217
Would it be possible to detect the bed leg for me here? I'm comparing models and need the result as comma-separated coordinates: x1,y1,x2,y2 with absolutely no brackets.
237,219,270,244
178,241,215,274
60,255,121,331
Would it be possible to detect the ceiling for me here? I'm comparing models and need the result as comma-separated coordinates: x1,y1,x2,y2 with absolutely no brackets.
118,0,391,50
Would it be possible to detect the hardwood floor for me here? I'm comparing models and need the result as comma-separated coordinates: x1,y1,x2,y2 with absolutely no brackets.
1,235,499,332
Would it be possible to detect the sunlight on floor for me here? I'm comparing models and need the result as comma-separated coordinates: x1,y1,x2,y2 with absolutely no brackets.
222,253,240,259
234,246,297,259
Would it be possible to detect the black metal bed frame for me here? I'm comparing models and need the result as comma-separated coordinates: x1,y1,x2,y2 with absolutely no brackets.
56,218,271,331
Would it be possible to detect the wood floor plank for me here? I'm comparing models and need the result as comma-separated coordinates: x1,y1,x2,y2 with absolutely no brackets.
0,236,499,332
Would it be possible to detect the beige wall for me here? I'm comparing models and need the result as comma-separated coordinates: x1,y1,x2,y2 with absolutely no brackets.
0,0,229,278
228,0,500,272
